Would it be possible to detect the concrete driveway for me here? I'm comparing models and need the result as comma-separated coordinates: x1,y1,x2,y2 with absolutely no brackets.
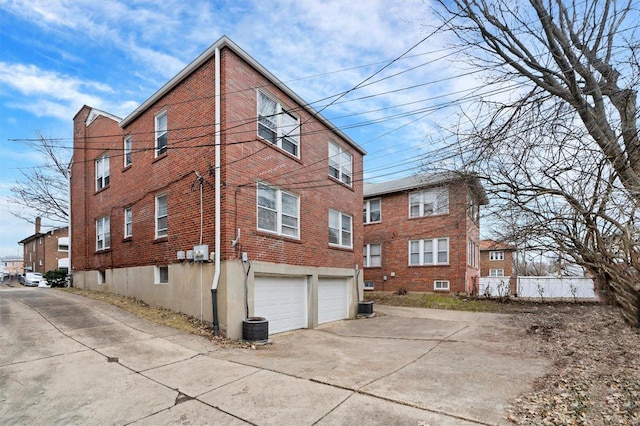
0,287,548,425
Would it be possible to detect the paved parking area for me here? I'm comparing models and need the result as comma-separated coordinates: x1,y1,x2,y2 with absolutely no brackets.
0,287,549,425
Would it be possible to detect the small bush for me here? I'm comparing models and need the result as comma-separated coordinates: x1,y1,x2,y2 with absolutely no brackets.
44,269,68,288
394,287,408,295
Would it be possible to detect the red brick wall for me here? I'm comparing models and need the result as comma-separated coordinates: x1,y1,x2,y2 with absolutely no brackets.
71,46,363,272
480,250,515,277
363,181,481,293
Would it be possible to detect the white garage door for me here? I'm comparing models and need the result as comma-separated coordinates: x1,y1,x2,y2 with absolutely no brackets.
318,278,349,324
254,276,307,334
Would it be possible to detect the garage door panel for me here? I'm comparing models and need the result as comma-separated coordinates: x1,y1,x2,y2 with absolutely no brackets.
318,278,349,324
254,276,307,334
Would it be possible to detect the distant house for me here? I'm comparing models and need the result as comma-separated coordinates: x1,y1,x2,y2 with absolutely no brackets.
479,239,516,294
18,217,69,274
70,36,366,339
363,173,488,294
1,256,23,280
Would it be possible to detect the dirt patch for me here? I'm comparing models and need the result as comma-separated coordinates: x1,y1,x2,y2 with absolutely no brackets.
58,288,253,349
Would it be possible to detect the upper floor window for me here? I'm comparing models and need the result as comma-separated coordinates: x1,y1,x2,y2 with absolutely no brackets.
328,141,352,186
124,136,132,167
409,238,449,266
257,182,299,238
489,251,504,261
257,91,300,157
96,216,110,251
96,153,110,190
124,207,132,238
468,192,480,222
156,194,168,238
58,237,69,252
409,187,449,218
363,199,381,224
363,243,381,267
155,111,168,157
38,237,43,245
329,209,352,248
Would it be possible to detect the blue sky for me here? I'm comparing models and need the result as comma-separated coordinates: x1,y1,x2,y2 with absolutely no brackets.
0,0,484,257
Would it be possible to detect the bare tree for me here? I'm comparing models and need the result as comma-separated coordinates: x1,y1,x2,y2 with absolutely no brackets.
435,0,640,324
9,132,71,227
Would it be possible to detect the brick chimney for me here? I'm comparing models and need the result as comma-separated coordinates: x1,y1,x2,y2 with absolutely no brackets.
35,217,41,234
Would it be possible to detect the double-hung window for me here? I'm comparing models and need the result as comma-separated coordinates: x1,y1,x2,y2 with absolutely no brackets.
363,243,381,267
96,216,110,251
124,207,132,238
329,209,352,248
363,199,381,223
257,91,300,157
489,251,504,261
156,194,168,238
489,269,505,277
155,111,168,157
124,136,132,167
328,141,352,186
95,153,110,190
409,187,449,217
257,183,299,237
409,238,449,265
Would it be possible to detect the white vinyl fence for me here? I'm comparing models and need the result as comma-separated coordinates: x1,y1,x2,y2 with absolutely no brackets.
516,276,596,300
478,277,512,298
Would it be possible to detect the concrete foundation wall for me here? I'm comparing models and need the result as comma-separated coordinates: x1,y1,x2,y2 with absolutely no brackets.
72,260,364,340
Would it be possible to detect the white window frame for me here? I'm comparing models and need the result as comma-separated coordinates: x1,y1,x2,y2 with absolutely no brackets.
124,135,132,167
257,182,300,238
489,251,504,261
96,216,110,251
156,194,168,238
409,238,449,266
329,209,352,248
328,141,352,186
155,265,169,284
434,280,450,290
57,238,69,252
364,280,374,290
363,198,381,224
363,243,382,267
155,110,168,157
257,91,300,157
95,153,110,190
489,269,505,277
409,187,449,218
124,207,132,238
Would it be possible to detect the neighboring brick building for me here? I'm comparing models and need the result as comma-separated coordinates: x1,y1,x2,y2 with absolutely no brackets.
1,256,23,280
18,217,69,274
363,173,487,294
479,240,516,279
71,36,365,339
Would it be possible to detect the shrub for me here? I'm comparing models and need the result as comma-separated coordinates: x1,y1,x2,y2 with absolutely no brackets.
44,269,69,288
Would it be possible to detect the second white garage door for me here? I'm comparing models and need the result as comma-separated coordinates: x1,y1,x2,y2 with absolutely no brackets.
318,278,349,324
254,276,307,334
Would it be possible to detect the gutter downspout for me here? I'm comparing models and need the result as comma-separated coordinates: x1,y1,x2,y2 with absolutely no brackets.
210,46,221,336
67,163,72,286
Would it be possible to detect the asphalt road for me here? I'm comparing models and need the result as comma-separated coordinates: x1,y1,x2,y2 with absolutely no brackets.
0,286,549,425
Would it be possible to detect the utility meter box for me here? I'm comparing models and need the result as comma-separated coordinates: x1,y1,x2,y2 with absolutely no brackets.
193,244,209,262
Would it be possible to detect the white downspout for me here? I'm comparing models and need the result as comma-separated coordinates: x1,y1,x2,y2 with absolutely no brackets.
210,46,221,335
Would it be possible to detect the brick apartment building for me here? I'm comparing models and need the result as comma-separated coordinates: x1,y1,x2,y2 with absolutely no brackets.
18,217,69,274
363,173,487,294
71,36,365,339
479,240,516,279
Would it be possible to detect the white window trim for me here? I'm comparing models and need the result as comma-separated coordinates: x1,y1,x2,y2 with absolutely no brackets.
434,280,450,290
364,280,374,290
363,198,381,224
156,194,168,238
329,209,353,248
328,141,353,186
95,153,110,191
489,251,504,261
408,238,449,266
124,207,132,238
155,110,168,157
257,91,300,158
364,243,382,267
408,187,449,218
155,265,169,284
96,216,110,251
489,269,505,277
256,182,300,238
124,135,132,167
